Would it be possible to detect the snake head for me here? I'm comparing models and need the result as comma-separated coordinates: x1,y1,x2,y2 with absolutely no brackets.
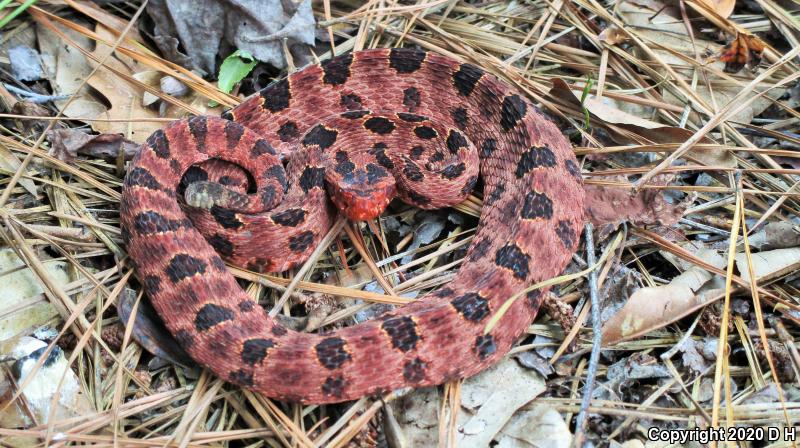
325,163,396,221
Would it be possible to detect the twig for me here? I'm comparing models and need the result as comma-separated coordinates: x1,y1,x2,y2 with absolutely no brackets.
573,223,601,447
2,83,70,103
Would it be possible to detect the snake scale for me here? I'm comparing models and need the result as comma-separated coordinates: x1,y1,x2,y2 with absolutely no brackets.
120,48,585,403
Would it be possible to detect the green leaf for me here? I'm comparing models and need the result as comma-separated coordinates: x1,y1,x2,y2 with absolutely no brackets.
217,49,257,94
579,74,594,130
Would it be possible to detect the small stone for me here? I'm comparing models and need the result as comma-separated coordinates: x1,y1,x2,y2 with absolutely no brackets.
160,75,189,97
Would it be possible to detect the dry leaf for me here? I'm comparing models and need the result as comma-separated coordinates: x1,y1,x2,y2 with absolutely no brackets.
606,352,670,383
619,0,703,70
161,75,189,97
40,18,218,143
602,285,726,345
550,78,662,129
495,404,572,448
393,358,548,447
147,0,316,75
9,45,43,81
81,134,141,161
85,27,167,142
747,222,800,250
392,387,441,447
616,125,736,168
457,358,546,447
602,247,727,345
735,248,800,284
599,26,629,45
135,70,224,120
719,32,767,73
678,338,709,373
0,248,66,343
581,96,662,129
697,0,735,18
46,129,139,163
37,20,108,120
37,19,163,141
10,101,50,137
0,140,38,197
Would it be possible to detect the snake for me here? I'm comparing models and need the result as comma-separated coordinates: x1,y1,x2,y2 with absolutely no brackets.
120,48,585,403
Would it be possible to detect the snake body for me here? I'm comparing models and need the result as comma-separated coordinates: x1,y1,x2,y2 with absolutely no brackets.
120,49,585,403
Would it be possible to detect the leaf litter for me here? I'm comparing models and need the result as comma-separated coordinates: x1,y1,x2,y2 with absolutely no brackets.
0,0,799,446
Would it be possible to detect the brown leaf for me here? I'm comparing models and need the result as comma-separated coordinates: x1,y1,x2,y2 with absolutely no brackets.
747,222,800,250
602,285,725,345
80,134,140,161
46,129,92,162
598,26,629,45
719,32,766,73
40,21,218,143
37,20,110,123
603,247,727,345
83,29,167,143
696,0,735,18
46,129,139,163
617,1,781,123
10,101,51,136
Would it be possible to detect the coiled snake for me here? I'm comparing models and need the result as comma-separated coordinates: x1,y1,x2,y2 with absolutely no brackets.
120,48,585,403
